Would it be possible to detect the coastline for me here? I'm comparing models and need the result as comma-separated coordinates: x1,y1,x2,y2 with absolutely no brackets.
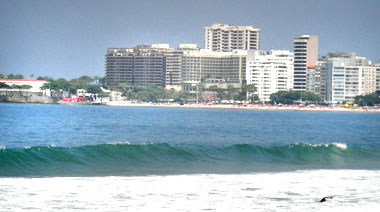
2,101,379,113
105,101,380,113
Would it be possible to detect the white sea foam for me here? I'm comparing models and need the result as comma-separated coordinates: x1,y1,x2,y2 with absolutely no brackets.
331,143,347,150
301,143,347,150
0,170,379,211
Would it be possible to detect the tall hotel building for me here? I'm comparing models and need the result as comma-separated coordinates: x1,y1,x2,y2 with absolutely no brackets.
181,49,247,97
293,35,319,91
181,49,247,84
204,24,260,52
105,46,167,87
246,50,294,102
105,44,196,89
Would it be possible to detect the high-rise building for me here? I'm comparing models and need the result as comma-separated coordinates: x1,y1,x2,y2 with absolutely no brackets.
293,35,319,91
105,46,167,87
204,24,260,52
246,50,294,102
375,62,380,91
181,49,247,84
320,53,377,105
306,65,319,94
181,49,247,99
164,44,199,91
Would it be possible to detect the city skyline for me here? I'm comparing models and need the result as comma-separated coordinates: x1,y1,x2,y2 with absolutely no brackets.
1,0,379,79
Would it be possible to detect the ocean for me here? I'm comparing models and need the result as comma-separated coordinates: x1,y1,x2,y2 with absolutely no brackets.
1,103,380,211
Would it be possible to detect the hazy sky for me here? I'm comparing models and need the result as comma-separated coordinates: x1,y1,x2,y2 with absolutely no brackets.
1,0,379,79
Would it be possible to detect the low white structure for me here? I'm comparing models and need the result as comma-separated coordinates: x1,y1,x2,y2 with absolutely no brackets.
246,50,294,102
0,79,48,92
178,44,198,50
76,89,88,97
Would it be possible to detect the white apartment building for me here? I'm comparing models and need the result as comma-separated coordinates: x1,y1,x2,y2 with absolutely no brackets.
293,35,318,91
376,63,380,91
246,50,294,102
204,24,260,52
322,53,377,105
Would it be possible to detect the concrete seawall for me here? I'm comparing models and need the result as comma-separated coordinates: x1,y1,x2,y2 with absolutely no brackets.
0,93,54,104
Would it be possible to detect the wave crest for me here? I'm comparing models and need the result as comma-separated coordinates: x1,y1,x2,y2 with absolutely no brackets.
1,142,378,177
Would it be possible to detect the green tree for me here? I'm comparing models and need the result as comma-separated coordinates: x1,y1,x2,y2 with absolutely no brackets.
226,85,237,100
7,74,24,79
86,85,102,94
37,76,54,81
11,84,22,89
21,85,32,90
178,91,189,103
355,92,380,106
0,82,11,88
208,85,220,101
78,75,94,84
40,78,70,92
137,85,167,102
301,92,320,103
238,84,257,102
270,90,301,105
253,94,260,102
94,76,106,87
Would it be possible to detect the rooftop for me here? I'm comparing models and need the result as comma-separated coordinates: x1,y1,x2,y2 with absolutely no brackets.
0,79,48,83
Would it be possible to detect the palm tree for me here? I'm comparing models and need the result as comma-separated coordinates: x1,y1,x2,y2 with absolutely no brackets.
245,84,257,102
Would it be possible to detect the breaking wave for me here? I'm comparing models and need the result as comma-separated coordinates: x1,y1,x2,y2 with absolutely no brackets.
1,142,379,177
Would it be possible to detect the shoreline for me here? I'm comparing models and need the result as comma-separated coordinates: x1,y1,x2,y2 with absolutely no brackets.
2,101,379,113
105,101,380,113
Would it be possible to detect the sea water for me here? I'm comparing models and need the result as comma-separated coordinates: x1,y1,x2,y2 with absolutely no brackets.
1,103,380,211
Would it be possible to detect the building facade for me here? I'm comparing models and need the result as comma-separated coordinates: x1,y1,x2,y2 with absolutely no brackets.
181,49,247,99
181,49,247,84
306,65,319,94
105,46,167,87
321,53,377,105
293,35,319,91
204,24,260,52
246,50,294,102
376,63,380,91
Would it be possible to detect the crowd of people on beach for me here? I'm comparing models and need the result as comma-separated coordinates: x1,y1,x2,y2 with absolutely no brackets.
105,101,380,112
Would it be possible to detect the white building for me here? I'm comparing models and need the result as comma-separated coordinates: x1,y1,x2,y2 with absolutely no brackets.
293,35,319,91
182,49,247,84
0,79,49,93
246,50,294,102
181,49,247,100
376,63,380,91
322,53,377,105
204,24,260,52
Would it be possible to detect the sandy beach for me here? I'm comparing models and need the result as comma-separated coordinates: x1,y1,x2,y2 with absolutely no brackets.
105,101,380,113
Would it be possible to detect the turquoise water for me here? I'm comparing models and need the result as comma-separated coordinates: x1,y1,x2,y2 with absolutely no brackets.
1,103,380,176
